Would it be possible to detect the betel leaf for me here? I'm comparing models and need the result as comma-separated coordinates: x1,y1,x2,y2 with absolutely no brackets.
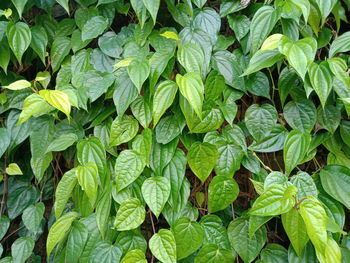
65,221,89,263
260,244,288,263
283,130,311,175
18,93,53,124
96,185,112,239
278,36,317,80
88,241,123,263
47,211,79,256
320,165,350,210
11,237,34,263
39,89,71,119
127,59,150,92
142,0,160,23
30,25,48,64
12,0,28,18
56,0,70,14
120,249,147,263
114,198,145,231
243,49,284,76
141,177,170,218
82,16,109,41
194,244,234,263
149,229,176,263
200,215,231,249
5,163,22,175
76,162,98,206
7,22,31,64
249,6,278,54
109,115,139,146
172,217,205,260
308,61,333,107
227,217,267,263
22,202,45,234
115,150,145,192
50,36,71,72
329,31,350,58
46,133,78,152
208,176,239,213
290,172,318,200
176,72,204,119
187,142,218,183
282,208,309,257
299,197,328,254
178,42,204,74
249,185,297,216
152,80,178,126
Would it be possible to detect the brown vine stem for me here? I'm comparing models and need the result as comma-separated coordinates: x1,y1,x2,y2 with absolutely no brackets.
0,154,8,220
251,152,273,172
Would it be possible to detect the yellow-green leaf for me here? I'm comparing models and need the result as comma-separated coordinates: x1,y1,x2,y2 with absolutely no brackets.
39,89,71,119
3,80,31,90
6,163,23,175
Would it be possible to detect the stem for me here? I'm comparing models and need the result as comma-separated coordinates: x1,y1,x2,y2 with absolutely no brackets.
0,154,8,220
251,152,273,172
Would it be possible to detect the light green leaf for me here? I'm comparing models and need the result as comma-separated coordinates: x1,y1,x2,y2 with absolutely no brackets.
115,150,145,192
290,172,318,200
50,37,71,72
82,16,109,41
308,62,333,107
11,237,34,263
282,209,309,256
243,49,284,76
329,31,350,58
208,176,239,213
149,229,176,263
3,80,31,91
114,198,145,231
314,0,337,25
22,202,45,233
47,211,79,256
172,217,205,260
76,163,98,206
141,177,170,218
109,115,139,146
278,36,317,79
121,249,147,263
56,0,70,14
88,241,123,263
176,72,204,119
250,185,296,216
5,163,22,175
65,221,88,263
39,89,71,119
194,244,234,263
142,0,160,23
283,130,311,175
7,22,31,64
153,80,178,126
187,142,218,183
127,59,150,92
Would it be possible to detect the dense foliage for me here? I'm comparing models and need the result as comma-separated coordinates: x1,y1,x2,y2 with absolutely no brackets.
0,0,350,262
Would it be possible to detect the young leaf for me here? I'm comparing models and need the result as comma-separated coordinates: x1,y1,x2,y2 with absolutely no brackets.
187,142,218,183
76,162,98,206
109,115,139,146
141,177,171,218
149,229,177,263
39,89,71,119
3,80,31,91
121,249,147,263
329,32,350,58
114,198,145,231
308,62,333,107
5,163,22,175
178,42,204,74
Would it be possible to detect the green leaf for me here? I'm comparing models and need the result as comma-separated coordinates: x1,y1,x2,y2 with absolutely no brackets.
0,216,10,240
200,215,231,249
22,202,45,233
308,62,333,107
109,115,139,146
56,0,70,14
11,237,34,263
278,36,317,80
187,142,218,183
194,244,234,263
12,0,28,18
39,89,71,119
282,209,309,256
3,80,31,91
249,215,273,238
228,14,250,42
121,249,147,263
30,25,48,64
176,72,204,119
88,241,123,263
227,217,267,263
245,72,271,99
46,133,78,152
131,96,152,129
299,196,328,254
5,163,22,175
0,128,10,158
316,237,342,263
290,172,318,200
243,49,284,76
250,185,296,216
249,6,278,54
245,104,278,142
149,229,176,263
82,16,109,41
215,141,244,177
283,130,311,175
114,198,145,231
261,244,288,263
329,32,350,58
178,43,204,74
65,221,88,263
50,36,71,72
115,150,145,192
96,185,112,239
47,211,79,256
204,70,226,101
172,217,205,260
141,177,170,218
314,0,337,25
76,162,98,206
142,0,160,23
7,22,31,64
208,176,239,213
127,59,150,92
320,165,350,210
116,230,147,255
283,98,317,133
317,104,341,133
